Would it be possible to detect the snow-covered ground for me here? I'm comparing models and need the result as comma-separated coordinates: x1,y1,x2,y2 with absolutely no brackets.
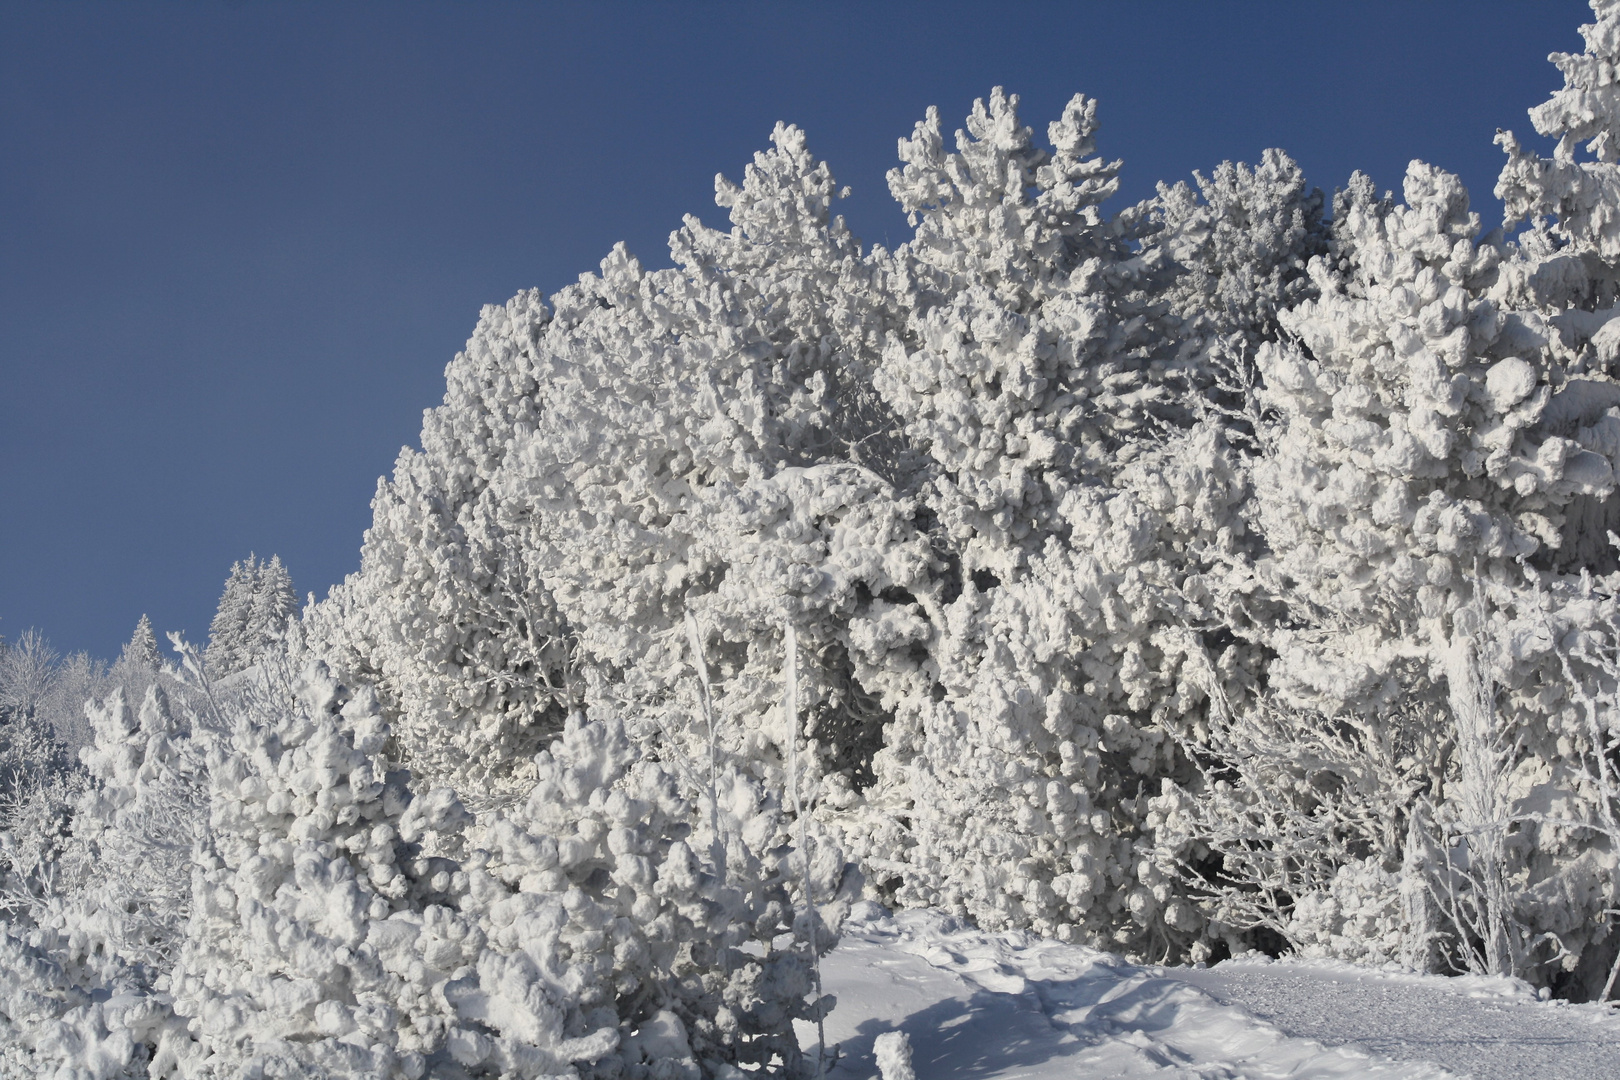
803,905,1620,1080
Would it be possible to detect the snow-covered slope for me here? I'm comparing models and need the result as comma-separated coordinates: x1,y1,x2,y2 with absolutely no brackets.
809,905,1620,1079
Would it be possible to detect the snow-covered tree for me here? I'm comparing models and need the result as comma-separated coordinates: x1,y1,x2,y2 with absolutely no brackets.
1169,0,1620,981
1169,159,1602,977
304,119,911,803
1246,161,1598,715
43,650,109,763
0,629,88,785
0,629,59,730
823,91,1260,954
206,554,298,678
0,662,206,1077
69,682,208,973
205,559,258,677
156,638,849,1078
1495,0,1620,571
119,616,163,675
1498,0,1620,265
304,89,1264,963
1147,148,1329,350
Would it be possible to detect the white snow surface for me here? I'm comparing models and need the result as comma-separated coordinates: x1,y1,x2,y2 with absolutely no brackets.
805,904,1620,1080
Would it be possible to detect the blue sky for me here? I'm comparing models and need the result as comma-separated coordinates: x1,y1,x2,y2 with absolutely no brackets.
0,0,1594,660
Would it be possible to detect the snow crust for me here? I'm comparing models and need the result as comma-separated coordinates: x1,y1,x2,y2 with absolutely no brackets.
1169,958,1620,1080
814,905,1620,1080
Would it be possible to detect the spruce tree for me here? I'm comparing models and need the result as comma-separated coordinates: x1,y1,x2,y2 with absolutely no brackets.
206,554,297,677
206,556,258,676
119,615,164,673
247,554,297,656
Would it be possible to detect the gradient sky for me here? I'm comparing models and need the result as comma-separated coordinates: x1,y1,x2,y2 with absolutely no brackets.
0,0,1596,660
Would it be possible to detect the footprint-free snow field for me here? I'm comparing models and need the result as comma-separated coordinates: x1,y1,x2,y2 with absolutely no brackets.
805,905,1620,1080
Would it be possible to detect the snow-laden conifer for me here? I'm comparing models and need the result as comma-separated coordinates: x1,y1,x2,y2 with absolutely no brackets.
1248,162,1597,712
303,89,1279,961
13,18,1620,1068
1176,56,1620,971
206,554,297,679
305,120,912,805
1499,0,1620,261
204,558,257,678
1147,148,1329,346
0,679,205,1077
103,634,852,1078
119,616,164,675
70,683,207,972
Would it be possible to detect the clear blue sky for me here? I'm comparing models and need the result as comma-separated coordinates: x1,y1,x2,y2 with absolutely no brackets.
0,0,1594,660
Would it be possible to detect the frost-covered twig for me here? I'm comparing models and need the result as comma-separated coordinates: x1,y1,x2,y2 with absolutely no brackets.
785,622,827,1080
686,611,727,892
1443,609,1524,978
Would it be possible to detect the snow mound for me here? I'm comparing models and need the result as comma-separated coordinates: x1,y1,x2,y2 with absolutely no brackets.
808,905,1620,1080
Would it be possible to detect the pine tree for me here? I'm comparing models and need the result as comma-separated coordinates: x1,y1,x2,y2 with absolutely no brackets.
206,554,297,677
1498,0,1620,265
158,654,846,1077
1495,0,1620,570
10,14,1620,1058
1147,148,1329,347
305,91,1251,960
119,614,164,673
305,119,911,799
247,554,297,656
206,555,260,677
1248,163,1567,711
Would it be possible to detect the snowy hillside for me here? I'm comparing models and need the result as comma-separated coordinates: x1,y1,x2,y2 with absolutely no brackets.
11,1,1620,1077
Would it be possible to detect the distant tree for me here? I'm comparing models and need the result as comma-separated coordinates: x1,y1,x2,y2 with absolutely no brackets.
253,554,297,637
39,649,106,762
105,614,169,748
205,556,258,676
0,628,58,725
206,554,297,677
0,629,67,790
118,614,163,673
